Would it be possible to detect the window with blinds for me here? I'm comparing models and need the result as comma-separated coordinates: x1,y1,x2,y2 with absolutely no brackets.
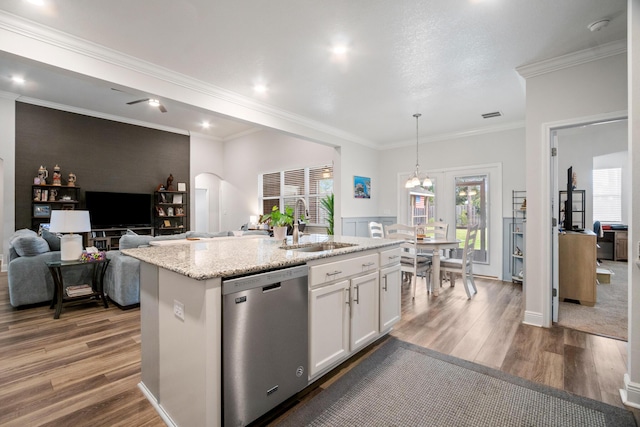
592,168,622,223
260,165,333,226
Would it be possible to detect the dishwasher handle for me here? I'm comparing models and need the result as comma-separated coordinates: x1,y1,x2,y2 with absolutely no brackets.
263,283,281,293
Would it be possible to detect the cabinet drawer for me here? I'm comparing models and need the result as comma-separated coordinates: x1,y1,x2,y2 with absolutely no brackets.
310,253,379,288
380,247,401,267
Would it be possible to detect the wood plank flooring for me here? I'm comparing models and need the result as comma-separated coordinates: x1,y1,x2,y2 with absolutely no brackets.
0,272,637,426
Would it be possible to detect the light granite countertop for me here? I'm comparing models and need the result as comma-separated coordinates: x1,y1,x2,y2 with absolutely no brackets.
122,234,401,280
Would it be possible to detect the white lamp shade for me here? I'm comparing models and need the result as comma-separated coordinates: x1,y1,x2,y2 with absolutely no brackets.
49,210,92,233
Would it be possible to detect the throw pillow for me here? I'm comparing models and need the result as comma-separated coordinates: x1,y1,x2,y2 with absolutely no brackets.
9,228,37,245
119,234,154,249
42,230,61,251
12,236,51,257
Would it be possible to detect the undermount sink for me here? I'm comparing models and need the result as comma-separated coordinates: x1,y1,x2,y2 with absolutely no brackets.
281,242,358,252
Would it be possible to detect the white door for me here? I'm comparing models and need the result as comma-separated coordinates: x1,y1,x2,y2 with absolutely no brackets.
350,272,379,352
551,130,560,323
400,164,502,278
309,280,350,378
380,264,401,331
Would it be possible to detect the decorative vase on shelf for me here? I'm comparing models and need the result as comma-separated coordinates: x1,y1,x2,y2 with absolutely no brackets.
273,226,287,241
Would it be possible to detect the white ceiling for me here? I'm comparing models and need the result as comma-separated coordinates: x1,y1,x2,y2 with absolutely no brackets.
0,0,628,148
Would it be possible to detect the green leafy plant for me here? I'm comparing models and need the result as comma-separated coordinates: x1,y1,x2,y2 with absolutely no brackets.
260,205,294,228
320,193,334,235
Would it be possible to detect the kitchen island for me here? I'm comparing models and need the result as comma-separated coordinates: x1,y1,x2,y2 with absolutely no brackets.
123,234,401,427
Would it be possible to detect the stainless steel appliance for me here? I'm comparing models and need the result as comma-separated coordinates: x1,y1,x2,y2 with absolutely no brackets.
222,265,309,427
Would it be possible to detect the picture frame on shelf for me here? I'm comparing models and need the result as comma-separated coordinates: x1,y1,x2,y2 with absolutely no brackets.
177,182,186,192
33,204,51,217
172,194,182,204
163,220,171,228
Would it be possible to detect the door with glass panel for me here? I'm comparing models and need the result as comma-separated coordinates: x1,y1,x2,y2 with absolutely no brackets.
452,175,488,263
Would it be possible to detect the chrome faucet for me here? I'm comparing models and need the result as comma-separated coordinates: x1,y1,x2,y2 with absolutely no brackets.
293,197,308,244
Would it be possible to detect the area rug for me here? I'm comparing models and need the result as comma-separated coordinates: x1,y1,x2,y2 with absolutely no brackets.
558,260,628,340
278,337,636,427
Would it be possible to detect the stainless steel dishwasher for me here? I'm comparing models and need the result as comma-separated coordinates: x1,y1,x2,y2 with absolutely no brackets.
222,264,309,427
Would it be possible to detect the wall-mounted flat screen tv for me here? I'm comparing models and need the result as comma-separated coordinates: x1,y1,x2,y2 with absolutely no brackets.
85,191,152,229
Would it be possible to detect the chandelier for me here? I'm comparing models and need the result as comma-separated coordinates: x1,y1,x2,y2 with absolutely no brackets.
405,113,432,189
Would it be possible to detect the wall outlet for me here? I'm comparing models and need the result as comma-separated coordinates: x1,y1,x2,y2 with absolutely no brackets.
174,300,185,321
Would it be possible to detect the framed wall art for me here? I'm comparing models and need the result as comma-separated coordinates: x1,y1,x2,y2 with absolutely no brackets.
353,176,371,199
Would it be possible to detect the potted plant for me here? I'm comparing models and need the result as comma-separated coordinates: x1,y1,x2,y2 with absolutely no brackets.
320,193,334,235
260,205,294,240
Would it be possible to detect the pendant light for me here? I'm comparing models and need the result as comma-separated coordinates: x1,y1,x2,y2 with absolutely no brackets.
405,113,432,188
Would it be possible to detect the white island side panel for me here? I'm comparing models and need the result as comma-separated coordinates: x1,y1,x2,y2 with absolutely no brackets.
141,263,222,427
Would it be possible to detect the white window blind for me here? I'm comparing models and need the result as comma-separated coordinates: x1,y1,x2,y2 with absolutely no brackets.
260,165,333,226
592,168,622,223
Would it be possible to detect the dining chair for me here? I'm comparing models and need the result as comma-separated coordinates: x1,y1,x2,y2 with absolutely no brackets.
440,224,479,299
384,223,431,299
368,221,384,238
416,221,450,287
419,221,448,240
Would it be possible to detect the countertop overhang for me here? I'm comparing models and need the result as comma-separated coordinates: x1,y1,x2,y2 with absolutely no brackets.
122,234,401,280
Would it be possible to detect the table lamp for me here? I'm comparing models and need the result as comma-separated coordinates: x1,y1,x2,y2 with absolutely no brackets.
49,210,92,261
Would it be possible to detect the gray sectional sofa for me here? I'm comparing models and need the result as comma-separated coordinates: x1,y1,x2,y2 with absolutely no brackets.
7,229,268,309
7,229,92,307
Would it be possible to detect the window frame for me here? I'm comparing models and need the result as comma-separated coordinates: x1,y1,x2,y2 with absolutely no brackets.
259,165,333,227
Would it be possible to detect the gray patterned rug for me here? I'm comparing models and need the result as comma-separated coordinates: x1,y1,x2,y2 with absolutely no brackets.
278,337,635,427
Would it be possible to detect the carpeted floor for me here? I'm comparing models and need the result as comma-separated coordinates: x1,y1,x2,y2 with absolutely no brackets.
279,337,636,427
558,260,628,340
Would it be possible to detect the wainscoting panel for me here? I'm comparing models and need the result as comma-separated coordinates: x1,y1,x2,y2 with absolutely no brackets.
341,217,397,237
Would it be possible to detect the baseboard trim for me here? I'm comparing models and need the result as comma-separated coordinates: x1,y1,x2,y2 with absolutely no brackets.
523,310,543,327
620,373,640,409
138,382,177,427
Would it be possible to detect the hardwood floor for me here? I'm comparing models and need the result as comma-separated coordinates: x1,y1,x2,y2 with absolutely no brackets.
0,272,637,426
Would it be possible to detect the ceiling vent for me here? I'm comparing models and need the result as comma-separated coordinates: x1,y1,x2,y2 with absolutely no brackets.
481,111,502,119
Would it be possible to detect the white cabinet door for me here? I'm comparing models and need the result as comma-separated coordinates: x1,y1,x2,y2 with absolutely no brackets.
380,264,401,332
309,280,350,378
349,272,379,352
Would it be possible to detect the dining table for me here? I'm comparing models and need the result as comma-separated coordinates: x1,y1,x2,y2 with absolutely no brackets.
415,237,461,296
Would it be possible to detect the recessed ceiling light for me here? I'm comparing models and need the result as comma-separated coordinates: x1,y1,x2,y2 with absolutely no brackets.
254,84,267,93
148,99,160,107
332,45,348,55
201,121,210,129
11,76,25,84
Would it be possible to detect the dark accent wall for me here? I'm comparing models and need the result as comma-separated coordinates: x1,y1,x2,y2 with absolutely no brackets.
15,102,190,230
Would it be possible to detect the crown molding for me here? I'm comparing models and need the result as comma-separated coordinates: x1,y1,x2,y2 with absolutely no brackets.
17,96,190,135
0,90,19,101
222,127,264,142
382,120,526,150
188,131,223,142
0,10,375,149
516,39,627,79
